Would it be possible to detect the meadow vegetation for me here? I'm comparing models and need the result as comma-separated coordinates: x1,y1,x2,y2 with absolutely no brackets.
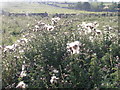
1,2,120,89
2,2,112,14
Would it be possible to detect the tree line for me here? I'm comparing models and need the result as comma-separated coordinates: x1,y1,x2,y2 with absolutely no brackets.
69,2,119,12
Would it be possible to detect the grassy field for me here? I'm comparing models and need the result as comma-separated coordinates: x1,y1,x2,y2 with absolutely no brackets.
1,15,42,45
2,2,110,14
1,2,117,45
54,3,70,7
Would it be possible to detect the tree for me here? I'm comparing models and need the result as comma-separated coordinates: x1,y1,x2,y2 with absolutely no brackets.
75,2,82,9
74,2,91,11
98,2,104,10
109,2,118,10
91,2,99,11
82,2,91,10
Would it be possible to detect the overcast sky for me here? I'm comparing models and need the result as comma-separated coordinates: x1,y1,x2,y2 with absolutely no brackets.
0,0,119,2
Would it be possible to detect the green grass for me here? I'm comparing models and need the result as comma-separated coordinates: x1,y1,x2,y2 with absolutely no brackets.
2,2,110,14
55,3,70,7
1,2,118,46
1,15,42,45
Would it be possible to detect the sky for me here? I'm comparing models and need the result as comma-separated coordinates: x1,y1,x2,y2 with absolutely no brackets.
0,0,119,2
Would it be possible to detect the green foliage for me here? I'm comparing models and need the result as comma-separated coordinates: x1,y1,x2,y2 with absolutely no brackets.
99,2,105,10
109,2,118,10
74,2,118,11
82,2,91,10
75,2,83,9
2,14,119,89
75,2,91,10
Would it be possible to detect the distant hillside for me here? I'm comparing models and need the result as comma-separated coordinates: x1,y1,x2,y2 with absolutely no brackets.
2,2,111,14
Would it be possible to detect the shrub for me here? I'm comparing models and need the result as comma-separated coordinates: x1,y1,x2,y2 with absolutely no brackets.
2,15,119,89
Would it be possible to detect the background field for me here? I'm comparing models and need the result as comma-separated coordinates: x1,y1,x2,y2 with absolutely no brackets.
2,2,110,14
2,2,116,45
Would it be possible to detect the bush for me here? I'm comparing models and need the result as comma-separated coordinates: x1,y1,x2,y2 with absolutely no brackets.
2,16,119,89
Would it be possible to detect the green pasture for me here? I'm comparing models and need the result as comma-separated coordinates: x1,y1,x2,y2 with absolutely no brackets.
55,3,70,7
2,2,109,14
